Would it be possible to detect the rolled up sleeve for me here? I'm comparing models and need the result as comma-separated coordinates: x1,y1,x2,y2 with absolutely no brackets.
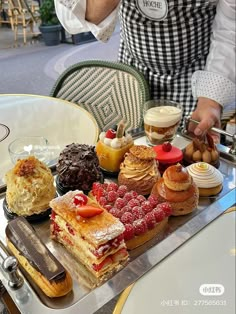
55,0,119,42
192,0,236,107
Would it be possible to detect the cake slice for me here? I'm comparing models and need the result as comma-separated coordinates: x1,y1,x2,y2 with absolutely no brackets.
49,190,129,283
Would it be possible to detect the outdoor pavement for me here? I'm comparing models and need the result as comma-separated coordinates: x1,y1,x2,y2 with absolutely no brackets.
0,23,120,96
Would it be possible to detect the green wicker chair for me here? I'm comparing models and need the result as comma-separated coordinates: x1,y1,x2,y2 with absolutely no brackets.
50,60,150,131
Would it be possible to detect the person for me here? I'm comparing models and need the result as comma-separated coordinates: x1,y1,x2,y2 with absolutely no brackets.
55,0,235,140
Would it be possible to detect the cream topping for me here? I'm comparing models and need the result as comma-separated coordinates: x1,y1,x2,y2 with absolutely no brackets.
99,132,133,149
144,106,182,127
187,162,223,188
120,160,158,181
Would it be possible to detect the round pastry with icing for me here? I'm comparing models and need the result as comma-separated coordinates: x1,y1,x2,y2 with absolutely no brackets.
186,162,223,196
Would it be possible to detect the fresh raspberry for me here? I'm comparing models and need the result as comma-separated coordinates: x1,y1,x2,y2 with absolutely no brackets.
153,207,165,222
120,212,134,224
157,202,173,217
145,212,156,229
105,128,116,139
73,193,88,206
123,224,134,241
117,185,128,197
115,198,126,210
107,182,119,192
122,205,132,213
96,187,106,200
128,199,140,208
92,182,102,194
98,196,108,207
131,206,145,220
109,207,121,218
148,194,159,207
136,195,146,204
107,190,118,203
141,200,153,214
123,192,133,203
102,183,109,190
104,204,112,211
162,141,172,152
133,219,147,235
130,190,138,198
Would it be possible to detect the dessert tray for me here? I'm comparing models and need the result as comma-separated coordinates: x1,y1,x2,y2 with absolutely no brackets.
0,133,235,314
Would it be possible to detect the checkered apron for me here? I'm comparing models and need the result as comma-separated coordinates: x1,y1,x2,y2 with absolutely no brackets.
118,0,216,125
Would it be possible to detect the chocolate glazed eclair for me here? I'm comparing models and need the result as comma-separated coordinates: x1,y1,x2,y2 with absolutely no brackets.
5,217,72,298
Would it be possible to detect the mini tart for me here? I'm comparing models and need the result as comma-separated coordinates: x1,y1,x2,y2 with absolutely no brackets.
186,162,223,197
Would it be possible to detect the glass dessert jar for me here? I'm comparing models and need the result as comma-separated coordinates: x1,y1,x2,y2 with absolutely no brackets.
143,100,182,146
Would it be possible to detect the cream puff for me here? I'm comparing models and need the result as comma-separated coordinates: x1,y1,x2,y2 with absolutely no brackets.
151,163,199,216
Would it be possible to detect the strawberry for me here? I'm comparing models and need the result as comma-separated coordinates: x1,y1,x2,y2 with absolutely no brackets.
105,129,116,139
76,205,103,218
111,248,128,263
73,193,88,206
93,257,112,272
162,141,172,152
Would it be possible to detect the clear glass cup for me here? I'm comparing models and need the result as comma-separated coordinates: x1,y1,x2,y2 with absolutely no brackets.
8,136,49,164
143,99,183,146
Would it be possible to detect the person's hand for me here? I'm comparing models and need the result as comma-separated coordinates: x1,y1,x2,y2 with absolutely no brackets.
188,97,222,143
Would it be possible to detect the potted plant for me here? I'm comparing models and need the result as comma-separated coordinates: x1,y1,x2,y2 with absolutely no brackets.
39,0,61,46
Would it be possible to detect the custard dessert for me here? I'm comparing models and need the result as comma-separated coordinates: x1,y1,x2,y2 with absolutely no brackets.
96,122,133,173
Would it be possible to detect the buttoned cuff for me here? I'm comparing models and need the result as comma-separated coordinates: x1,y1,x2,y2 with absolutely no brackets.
58,0,118,42
192,70,235,107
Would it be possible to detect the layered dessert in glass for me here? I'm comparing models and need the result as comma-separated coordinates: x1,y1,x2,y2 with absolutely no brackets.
144,100,182,145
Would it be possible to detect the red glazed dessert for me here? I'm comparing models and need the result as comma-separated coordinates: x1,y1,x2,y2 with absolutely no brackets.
153,142,183,174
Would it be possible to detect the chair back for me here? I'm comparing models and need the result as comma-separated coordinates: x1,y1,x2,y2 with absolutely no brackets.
50,60,150,131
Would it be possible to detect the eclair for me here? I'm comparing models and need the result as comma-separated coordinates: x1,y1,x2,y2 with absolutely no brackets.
5,217,72,298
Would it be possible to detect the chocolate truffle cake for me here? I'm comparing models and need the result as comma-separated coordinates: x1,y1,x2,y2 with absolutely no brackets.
56,143,102,193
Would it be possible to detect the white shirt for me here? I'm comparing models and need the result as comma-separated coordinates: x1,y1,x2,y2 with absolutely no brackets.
55,0,235,108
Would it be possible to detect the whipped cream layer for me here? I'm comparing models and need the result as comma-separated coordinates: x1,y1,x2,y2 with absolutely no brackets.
99,132,133,149
144,106,182,127
187,162,223,188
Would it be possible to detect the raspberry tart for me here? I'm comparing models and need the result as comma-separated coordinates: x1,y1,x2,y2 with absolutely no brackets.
90,182,172,250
